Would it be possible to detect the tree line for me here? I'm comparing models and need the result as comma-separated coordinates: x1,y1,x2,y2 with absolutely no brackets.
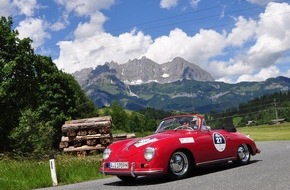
206,91,290,128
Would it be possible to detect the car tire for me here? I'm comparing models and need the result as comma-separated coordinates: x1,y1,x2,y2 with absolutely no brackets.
117,175,137,181
167,150,193,180
233,144,251,166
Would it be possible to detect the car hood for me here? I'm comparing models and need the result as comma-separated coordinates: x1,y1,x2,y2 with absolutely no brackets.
110,131,193,158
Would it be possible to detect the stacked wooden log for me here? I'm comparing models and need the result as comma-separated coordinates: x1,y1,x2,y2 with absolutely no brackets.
59,116,136,155
59,116,113,155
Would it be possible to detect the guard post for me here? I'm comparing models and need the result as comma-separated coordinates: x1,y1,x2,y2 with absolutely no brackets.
49,153,58,186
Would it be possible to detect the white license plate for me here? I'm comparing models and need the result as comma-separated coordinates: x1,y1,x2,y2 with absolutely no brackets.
109,162,129,169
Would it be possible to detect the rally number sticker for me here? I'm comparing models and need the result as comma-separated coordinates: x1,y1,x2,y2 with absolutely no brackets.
212,132,226,152
134,138,158,148
179,137,195,144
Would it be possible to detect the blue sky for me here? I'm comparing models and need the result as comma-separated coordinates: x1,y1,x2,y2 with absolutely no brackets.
1,0,290,83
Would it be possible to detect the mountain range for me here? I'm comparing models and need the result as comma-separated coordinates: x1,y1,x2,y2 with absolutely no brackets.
73,57,290,113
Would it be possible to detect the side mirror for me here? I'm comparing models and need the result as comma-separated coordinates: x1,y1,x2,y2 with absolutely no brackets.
201,125,211,132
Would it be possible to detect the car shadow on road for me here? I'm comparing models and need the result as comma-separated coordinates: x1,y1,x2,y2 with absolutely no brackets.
103,160,261,187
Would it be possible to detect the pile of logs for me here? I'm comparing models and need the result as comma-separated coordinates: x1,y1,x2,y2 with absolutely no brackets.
59,116,135,155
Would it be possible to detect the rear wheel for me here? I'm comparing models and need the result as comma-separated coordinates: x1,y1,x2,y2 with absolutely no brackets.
167,150,193,180
233,144,251,165
117,176,137,181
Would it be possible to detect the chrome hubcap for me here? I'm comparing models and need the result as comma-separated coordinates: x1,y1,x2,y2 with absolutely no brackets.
238,144,250,162
170,152,188,176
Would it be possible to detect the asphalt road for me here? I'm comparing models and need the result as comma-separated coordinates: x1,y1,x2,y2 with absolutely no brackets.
37,141,290,190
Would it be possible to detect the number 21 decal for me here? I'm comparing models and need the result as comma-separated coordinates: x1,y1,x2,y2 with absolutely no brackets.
212,132,226,152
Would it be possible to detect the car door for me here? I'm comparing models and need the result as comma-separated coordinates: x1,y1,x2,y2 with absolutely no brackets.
193,120,234,164
194,130,219,164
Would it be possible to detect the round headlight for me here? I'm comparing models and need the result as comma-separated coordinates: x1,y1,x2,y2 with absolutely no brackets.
144,147,155,161
102,148,111,160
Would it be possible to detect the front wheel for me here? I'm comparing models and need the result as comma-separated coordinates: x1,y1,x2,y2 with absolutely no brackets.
233,144,251,166
166,150,193,180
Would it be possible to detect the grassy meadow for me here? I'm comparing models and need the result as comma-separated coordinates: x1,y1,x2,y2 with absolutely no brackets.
0,122,290,190
237,122,290,141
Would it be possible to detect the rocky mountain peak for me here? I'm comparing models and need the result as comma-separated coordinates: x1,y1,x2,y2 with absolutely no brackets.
73,57,214,87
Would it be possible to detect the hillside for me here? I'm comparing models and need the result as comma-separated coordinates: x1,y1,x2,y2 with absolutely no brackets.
73,55,290,113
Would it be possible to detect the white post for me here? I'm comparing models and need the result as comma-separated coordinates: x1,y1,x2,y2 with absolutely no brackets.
49,154,58,186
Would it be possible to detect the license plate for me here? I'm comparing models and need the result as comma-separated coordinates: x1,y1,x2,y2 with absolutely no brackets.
109,162,129,169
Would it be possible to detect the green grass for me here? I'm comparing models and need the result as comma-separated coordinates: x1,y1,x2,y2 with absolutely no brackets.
237,122,290,141
0,158,51,190
0,154,107,190
1,122,290,190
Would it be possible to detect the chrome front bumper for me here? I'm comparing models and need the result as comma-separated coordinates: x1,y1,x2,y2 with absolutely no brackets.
100,162,164,177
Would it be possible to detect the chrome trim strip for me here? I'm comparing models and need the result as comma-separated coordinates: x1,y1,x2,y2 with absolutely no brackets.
196,157,235,166
100,169,164,176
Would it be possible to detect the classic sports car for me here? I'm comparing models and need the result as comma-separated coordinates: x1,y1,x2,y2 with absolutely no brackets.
100,114,261,181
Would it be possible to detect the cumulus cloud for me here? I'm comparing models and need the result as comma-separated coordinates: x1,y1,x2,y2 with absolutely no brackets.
237,66,280,82
54,1,290,84
0,0,13,17
50,21,66,31
145,28,226,64
0,0,37,17
13,0,37,17
226,16,257,47
55,30,152,73
287,69,290,77
160,0,201,9
189,0,201,8
160,0,178,9
211,2,290,83
16,18,50,49
55,0,115,17
73,12,106,39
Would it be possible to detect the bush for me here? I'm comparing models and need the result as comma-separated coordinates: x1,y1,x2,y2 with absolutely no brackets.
9,109,54,157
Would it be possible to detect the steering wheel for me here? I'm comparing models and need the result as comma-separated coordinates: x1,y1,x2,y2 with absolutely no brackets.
174,126,194,130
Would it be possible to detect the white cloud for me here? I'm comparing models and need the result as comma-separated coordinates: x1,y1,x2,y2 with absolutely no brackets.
50,21,66,31
287,69,290,78
0,0,13,17
0,0,37,17
55,0,115,17
236,66,280,82
213,2,290,83
189,0,201,8
160,0,178,9
145,28,226,65
73,12,106,39
13,0,37,17
16,18,50,49
160,0,201,9
55,30,152,73
226,16,257,47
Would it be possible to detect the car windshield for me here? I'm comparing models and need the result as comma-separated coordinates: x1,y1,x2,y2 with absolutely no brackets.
155,116,200,133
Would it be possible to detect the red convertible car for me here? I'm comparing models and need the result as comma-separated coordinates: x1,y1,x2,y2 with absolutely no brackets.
100,114,261,181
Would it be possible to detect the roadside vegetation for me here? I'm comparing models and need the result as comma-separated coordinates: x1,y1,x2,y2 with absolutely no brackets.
0,154,106,190
1,123,290,190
